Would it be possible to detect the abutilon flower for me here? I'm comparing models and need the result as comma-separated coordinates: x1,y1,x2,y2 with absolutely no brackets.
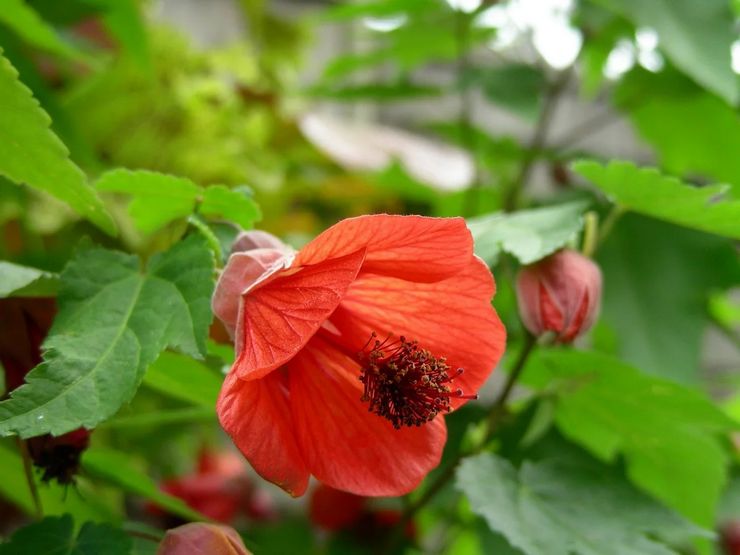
212,215,506,497
516,249,602,343
157,523,252,555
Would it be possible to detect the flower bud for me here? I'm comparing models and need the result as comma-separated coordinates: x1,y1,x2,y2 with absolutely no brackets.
157,523,251,555
516,249,602,343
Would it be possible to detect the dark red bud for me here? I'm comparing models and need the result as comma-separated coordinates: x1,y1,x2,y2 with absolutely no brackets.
309,484,366,531
722,521,740,555
516,249,602,343
27,428,91,485
157,523,252,555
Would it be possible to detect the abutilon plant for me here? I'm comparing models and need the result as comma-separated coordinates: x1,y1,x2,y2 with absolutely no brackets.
212,215,506,497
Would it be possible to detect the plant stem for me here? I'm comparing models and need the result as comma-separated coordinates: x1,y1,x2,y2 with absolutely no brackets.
502,69,572,212
597,204,625,246
17,438,42,519
386,333,538,550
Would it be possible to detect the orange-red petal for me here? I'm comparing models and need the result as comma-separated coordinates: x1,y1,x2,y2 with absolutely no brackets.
232,249,365,381
217,370,309,497
329,256,505,409
294,215,473,283
288,337,447,497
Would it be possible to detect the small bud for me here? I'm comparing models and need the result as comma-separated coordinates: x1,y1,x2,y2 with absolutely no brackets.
157,523,251,555
27,428,91,485
516,249,602,343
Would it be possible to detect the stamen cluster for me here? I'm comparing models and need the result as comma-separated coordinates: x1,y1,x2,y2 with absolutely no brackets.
358,334,469,429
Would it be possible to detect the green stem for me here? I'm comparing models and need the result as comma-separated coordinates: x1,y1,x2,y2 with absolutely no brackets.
17,438,42,519
597,204,625,246
187,215,224,268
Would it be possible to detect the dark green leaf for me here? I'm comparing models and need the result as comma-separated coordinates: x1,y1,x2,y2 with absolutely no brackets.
308,82,442,101
592,0,737,104
469,65,545,121
0,261,58,298
574,160,740,239
0,235,214,437
595,214,740,383
83,448,208,522
0,514,132,555
0,50,116,235
467,201,588,265
523,349,734,525
457,450,706,555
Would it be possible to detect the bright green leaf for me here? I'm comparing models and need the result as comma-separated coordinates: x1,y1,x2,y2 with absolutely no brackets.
142,351,222,408
0,261,58,298
0,235,215,438
0,0,82,60
323,0,432,20
467,201,588,265
200,185,262,229
523,349,734,525
457,450,706,555
0,514,132,555
0,50,116,235
96,169,201,234
574,160,740,239
592,0,737,104
83,448,209,522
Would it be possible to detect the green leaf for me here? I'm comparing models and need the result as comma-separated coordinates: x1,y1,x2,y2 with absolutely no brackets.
0,0,82,60
467,201,588,265
0,514,132,555
323,0,432,20
457,450,706,555
101,407,214,429
142,351,222,408
595,214,740,383
523,349,734,525
96,169,261,233
592,0,737,104
96,169,201,234
573,160,740,239
200,185,261,230
616,69,740,188
468,65,545,121
0,50,115,235
0,235,215,437
308,82,442,101
83,448,209,522
0,261,58,298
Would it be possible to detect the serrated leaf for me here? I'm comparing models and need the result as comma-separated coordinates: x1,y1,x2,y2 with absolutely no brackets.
0,261,58,297
574,160,740,239
0,514,132,555
83,448,209,522
142,351,222,408
0,50,115,235
523,349,734,525
200,185,261,229
0,0,83,60
0,234,214,437
467,201,588,265
592,0,737,104
457,451,706,555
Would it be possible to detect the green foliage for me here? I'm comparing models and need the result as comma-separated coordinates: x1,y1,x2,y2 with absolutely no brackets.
468,201,588,265
457,449,704,555
0,514,132,555
596,215,739,383
0,50,115,235
591,0,738,104
523,349,734,525
574,160,740,239
0,235,214,437
0,0,82,60
142,352,222,408
0,261,57,297
96,169,261,234
82,448,209,522
466,65,545,121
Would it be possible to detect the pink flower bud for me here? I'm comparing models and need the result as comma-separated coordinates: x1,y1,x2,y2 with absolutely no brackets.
516,249,602,343
157,523,251,555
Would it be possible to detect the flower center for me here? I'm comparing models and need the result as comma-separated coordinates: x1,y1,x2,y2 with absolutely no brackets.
358,333,476,429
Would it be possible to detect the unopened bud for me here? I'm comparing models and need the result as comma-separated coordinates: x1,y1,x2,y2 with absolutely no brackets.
516,249,602,343
157,523,252,555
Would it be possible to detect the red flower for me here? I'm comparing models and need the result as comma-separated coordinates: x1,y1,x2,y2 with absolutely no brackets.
516,249,602,343
158,450,276,523
212,215,506,497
